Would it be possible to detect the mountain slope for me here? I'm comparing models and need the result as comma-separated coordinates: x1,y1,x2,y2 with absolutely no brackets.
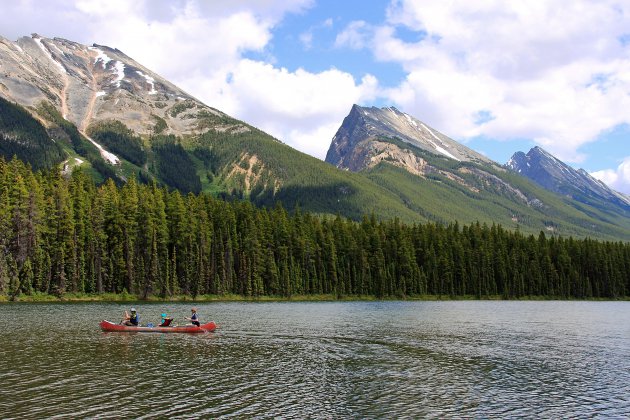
0,34,243,138
507,146,630,216
326,104,493,169
326,105,630,240
2,34,630,240
190,128,422,220
0,96,65,169
0,34,421,221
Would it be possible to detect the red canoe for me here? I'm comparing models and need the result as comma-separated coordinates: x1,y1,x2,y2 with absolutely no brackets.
100,320,216,333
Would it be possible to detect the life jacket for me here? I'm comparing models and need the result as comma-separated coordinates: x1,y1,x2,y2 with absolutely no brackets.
130,313,139,325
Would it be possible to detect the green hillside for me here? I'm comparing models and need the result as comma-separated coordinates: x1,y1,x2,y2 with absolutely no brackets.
0,97,65,169
361,137,630,240
367,163,630,240
1,99,629,241
188,128,420,220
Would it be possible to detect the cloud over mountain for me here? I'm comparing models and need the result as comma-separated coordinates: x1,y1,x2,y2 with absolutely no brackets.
337,1,630,175
2,0,629,193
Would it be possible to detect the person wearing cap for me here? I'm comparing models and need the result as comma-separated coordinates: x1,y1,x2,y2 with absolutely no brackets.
185,307,200,327
159,313,173,327
121,308,139,326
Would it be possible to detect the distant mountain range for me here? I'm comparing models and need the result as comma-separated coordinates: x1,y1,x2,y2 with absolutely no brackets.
324,104,630,240
507,146,630,214
1,34,629,240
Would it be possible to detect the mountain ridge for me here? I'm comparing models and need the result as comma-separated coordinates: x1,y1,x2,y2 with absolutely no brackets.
1,33,630,240
0,34,245,140
325,105,630,240
507,146,630,215
326,104,493,169
0,34,426,222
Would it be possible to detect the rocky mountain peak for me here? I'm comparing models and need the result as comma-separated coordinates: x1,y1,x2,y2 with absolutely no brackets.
325,104,494,171
507,147,630,212
0,34,246,138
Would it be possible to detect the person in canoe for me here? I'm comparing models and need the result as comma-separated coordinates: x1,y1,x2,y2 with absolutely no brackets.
184,307,200,327
159,313,174,327
121,307,139,326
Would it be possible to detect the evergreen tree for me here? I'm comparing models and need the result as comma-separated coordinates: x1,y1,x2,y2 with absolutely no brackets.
0,156,628,301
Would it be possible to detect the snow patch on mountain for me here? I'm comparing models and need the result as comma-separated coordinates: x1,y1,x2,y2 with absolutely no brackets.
33,37,65,74
112,61,125,88
48,42,64,55
86,136,119,164
89,47,112,67
136,70,156,94
404,113,418,128
420,122,460,161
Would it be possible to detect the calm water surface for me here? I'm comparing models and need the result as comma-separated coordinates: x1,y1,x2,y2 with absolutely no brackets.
0,301,629,418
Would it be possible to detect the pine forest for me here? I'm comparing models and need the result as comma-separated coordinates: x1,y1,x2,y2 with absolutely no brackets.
0,157,629,301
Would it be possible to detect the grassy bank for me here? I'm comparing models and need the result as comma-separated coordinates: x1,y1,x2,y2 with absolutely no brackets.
1,293,627,303
0,293,377,303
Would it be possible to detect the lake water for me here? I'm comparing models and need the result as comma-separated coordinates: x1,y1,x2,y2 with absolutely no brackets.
0,301,629,418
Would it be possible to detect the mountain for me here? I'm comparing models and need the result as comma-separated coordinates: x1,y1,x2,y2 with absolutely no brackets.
0,34,239,137
326,105,630,240
0,33,250,186
326,104,492,170
0,34,420,220
2,34,630,240
507,146,630,215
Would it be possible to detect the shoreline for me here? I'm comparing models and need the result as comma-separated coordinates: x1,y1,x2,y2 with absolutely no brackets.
1,293,628,303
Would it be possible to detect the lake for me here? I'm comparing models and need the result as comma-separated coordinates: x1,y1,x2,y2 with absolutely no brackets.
0,301,629,418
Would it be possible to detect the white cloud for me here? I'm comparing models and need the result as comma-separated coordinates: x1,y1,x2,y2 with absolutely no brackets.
299,31,314,49
591,157,630,194
1,1,310,81
72,1,279,82
338,0,630,163
334,20,371,50
213,60,378,158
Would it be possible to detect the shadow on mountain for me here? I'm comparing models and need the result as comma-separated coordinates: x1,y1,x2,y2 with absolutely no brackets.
253,182,369,219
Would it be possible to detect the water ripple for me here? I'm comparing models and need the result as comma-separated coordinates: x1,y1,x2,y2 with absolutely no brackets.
0,301,629,418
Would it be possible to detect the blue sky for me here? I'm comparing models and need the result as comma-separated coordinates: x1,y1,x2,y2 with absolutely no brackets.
2,0,630,193
250,0,408,85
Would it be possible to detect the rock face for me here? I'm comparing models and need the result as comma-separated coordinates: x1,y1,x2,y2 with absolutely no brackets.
325,104,493,170
325,104,544,207
0,34,245,137
507,146,630,212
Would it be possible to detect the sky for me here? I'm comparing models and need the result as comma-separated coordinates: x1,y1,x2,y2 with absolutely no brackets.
2,0,630,194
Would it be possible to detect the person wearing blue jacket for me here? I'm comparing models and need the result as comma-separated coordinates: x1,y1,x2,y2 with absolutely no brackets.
121,308,139,326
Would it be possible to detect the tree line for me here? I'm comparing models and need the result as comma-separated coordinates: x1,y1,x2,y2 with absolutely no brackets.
0,156,628,300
